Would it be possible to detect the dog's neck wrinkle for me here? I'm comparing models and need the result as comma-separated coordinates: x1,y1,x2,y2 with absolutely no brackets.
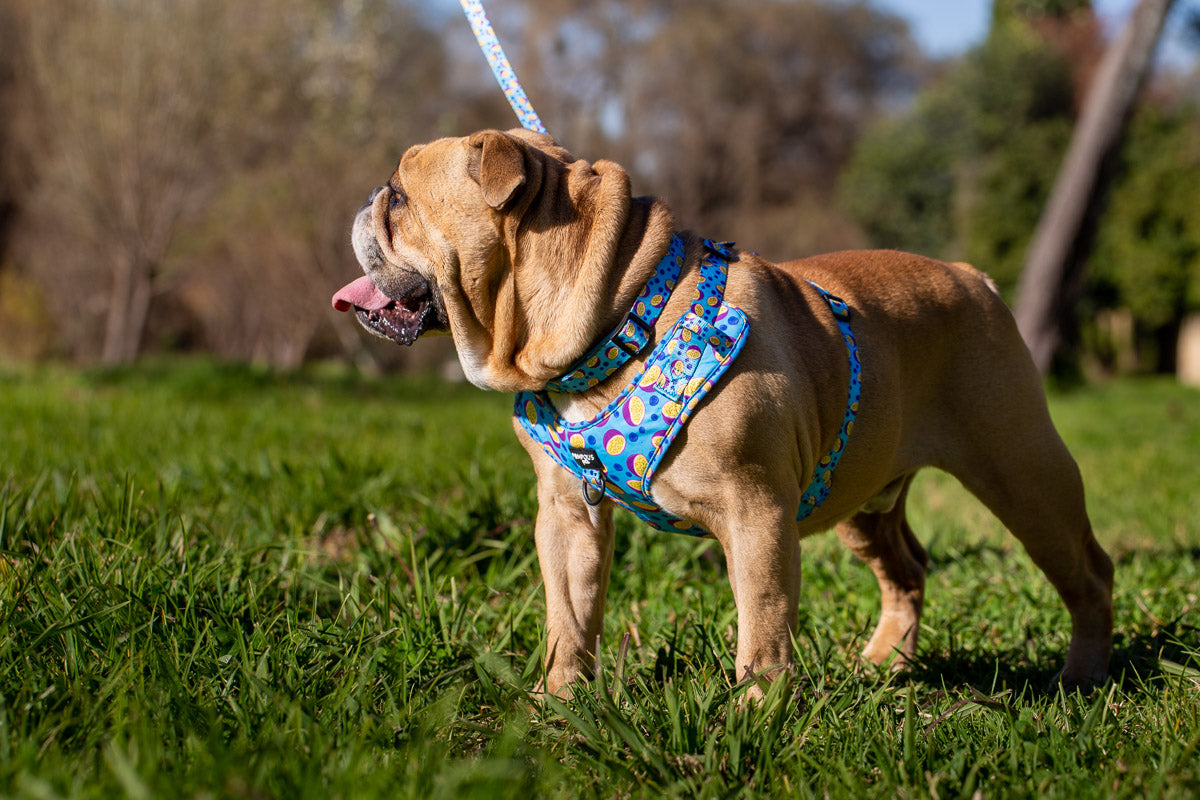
579,194,676,350
610,196,675,310
508,166,674,387
457,151,675,393
487,252,521,375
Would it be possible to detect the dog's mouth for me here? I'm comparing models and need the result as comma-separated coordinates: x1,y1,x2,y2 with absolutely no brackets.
331,274,442,346
356,296,431,346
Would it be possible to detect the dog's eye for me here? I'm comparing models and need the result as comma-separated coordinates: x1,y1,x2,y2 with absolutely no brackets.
388,189,407,211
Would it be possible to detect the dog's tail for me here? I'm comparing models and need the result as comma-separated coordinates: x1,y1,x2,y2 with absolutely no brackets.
951,261,1002,299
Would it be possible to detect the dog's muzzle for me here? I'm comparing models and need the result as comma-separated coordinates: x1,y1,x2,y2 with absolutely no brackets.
332,189,442,346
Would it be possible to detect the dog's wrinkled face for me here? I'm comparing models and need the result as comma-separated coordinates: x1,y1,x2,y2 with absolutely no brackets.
336,144,461,347
333,128,672,392
333,131,564,377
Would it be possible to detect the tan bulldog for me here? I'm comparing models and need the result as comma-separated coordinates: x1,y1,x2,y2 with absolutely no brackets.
332,128,1113,696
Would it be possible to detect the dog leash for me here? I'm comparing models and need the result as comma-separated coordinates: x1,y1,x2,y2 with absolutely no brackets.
459,0,548,134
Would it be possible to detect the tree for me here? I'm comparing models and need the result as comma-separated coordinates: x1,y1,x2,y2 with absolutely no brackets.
175,0,453,367
839,20,1079,285
993,0,1093,26
1090,104,1200,370
0,0,935,366
1014,0,1177,374
0,1,30,261
624,0,921,256
10,0,476,367
837,85,963,257
20,0,236,363
497,0,922,259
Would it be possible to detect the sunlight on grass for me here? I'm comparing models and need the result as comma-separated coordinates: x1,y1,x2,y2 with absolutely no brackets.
1,363,1197,798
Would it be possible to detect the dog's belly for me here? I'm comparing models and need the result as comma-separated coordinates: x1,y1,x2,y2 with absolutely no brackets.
857,475,908,514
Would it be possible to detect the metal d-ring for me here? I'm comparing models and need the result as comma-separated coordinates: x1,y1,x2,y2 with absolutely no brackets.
581,472,606,506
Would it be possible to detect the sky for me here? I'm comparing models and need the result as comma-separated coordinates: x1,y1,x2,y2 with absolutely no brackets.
438,1,1197,69
876,0,1193,62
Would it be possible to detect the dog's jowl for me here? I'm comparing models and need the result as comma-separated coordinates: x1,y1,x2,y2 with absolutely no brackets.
332,129,1114,696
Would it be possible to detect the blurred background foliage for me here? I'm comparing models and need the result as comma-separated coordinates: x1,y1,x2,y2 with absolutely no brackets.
0,0,1197,376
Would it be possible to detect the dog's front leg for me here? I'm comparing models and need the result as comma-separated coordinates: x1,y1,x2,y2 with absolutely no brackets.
530,454,616,696
716,507,802,697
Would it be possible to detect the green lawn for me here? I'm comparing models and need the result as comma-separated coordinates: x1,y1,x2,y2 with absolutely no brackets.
1,361,1198,798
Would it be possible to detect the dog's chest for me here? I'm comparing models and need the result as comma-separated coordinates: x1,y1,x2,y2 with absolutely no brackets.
516,242,750,535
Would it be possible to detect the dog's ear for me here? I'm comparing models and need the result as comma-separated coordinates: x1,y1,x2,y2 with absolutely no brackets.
467,130,527,209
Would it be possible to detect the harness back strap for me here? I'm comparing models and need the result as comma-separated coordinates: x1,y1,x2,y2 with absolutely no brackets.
796,283,861,521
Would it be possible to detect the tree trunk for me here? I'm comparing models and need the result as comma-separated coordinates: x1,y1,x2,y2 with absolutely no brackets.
1013,0,1175,374
101,253,153,364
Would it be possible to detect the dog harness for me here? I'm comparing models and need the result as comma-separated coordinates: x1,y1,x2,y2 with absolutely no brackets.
515,236,861,535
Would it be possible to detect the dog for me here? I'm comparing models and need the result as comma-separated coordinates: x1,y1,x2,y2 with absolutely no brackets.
332,128,1114,696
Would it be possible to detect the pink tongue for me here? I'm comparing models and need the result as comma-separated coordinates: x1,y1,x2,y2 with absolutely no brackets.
332,276,392,312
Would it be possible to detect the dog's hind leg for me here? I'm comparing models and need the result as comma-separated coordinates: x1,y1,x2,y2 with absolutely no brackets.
949,428,1114,689
931,332,1114,688
836,474,927,669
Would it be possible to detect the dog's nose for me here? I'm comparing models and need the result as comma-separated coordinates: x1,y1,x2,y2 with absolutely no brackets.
366,187,384,205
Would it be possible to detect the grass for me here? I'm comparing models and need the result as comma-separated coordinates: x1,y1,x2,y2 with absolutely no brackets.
1,359,1198,798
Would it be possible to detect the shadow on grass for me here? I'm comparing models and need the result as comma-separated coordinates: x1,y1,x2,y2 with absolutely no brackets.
1110,620,1200,687
897,542,1200,694
903,649,1061,695
551,541,1200,700
900,621,1200,696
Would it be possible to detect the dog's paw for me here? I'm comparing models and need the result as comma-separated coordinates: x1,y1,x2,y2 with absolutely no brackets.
1053,666,1109,694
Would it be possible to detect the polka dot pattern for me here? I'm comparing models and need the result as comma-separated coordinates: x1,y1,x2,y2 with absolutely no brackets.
547,236,685,394
796,284,862,521
515,240,864,535
516,240,747,535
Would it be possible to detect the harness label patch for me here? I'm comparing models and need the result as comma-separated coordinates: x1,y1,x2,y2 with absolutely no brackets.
568,446,602,471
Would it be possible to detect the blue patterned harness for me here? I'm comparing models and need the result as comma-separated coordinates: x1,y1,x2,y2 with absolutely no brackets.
515,237,861,535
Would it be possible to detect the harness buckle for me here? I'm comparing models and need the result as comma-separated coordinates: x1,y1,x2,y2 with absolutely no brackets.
704,239,736,258
825,294,851,321
613,312,653,357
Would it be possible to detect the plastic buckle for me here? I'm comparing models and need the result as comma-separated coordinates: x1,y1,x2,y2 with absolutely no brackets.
826,294,850,321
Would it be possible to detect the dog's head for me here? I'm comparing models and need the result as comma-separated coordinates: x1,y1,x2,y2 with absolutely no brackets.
332,129,674,392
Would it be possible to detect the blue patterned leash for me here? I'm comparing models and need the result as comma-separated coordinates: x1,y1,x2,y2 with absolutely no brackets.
459,0,548,134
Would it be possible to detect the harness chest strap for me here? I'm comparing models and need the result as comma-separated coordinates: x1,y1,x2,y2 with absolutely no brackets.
515,237,861,534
